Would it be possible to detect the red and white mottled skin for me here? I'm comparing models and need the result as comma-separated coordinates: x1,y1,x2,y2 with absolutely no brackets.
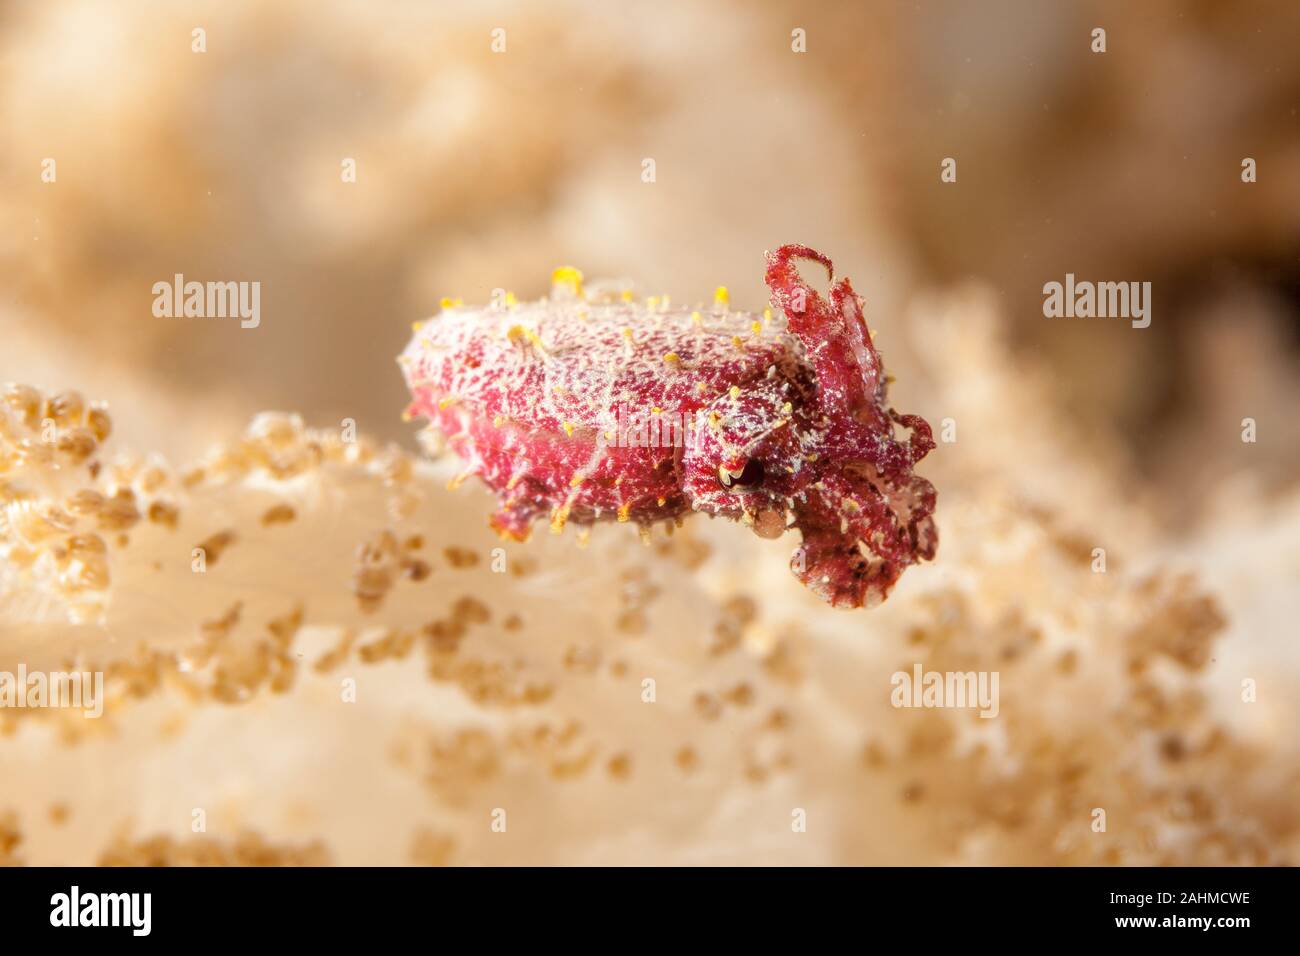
399,244,936,608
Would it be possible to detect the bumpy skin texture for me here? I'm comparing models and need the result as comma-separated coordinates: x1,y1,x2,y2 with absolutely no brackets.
399,245,936,608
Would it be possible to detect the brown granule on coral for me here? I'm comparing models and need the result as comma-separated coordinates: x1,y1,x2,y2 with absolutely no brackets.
260,503,297,526
427,655,554,708
652,534,713,571
416,600,552,705
497,720,597,782
402,557,432,581
266,604,304,649
0,812,23,866
97,832,331,867
211,638,298,702
759,634,805,685
675,746,699,774
195,528,236,565
507,555,538,578
615,608,646,636
358,629,417,663
313,630,356,673
442,545,480,568
409,828,456,867
693,692,722,721
423,617,466,656
709,593,758,655
1126,573,1227,672
199,602,243,644
563,643,602,674
606,752,632,780
147,500,180,528
723,682,755,707
99,489,141,532
353,530,400,611
421,728,502,798
765,708,791,731
860,739,888,770
613,566,663,636
451,595,491,625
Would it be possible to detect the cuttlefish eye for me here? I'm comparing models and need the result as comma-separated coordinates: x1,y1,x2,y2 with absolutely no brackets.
718,459,765,490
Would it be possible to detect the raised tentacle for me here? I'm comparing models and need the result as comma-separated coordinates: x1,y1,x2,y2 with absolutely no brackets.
764,244,883,428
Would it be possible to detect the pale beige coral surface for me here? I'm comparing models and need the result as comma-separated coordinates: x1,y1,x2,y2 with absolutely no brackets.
2,292,1296,866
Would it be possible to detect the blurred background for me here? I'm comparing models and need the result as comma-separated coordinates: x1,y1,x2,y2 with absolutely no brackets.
4,0,1296,515
1,0,1298,865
